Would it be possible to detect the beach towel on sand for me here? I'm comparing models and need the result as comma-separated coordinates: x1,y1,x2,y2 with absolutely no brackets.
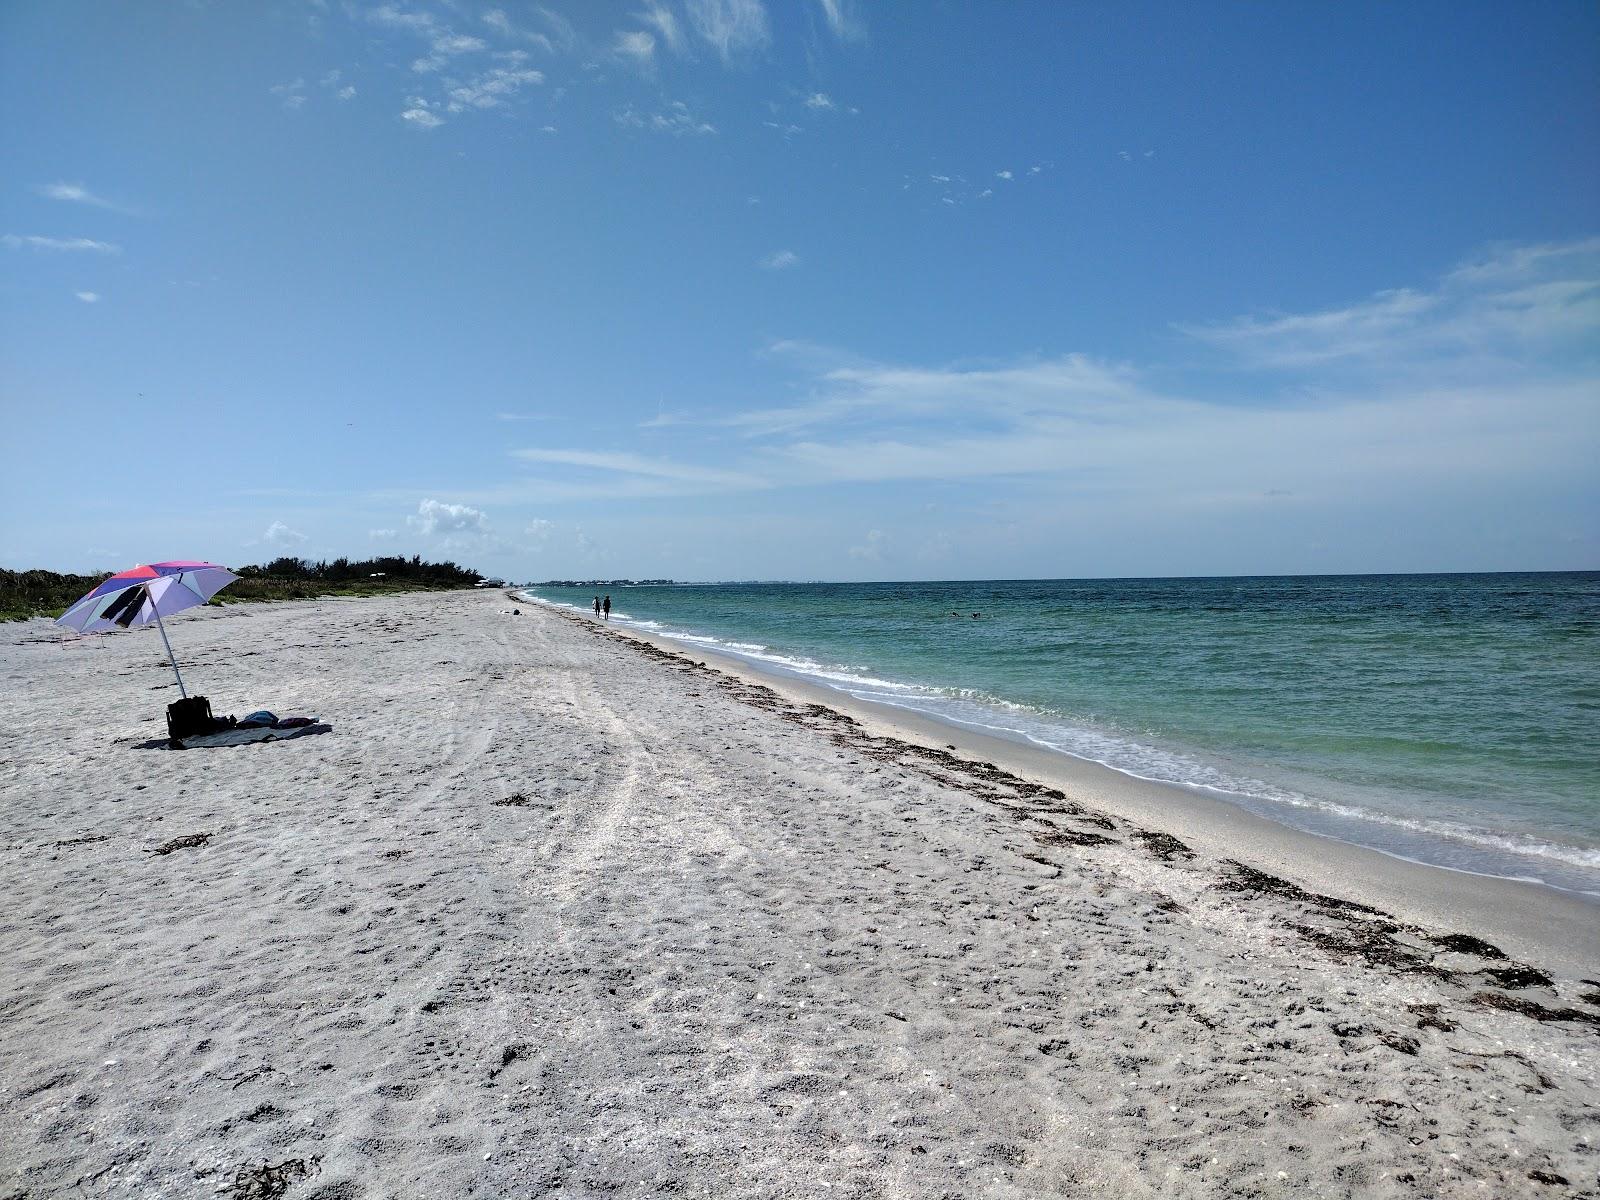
177,722,330,749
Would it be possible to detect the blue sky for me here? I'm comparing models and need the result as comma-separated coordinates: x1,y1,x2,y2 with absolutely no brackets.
2,0,1596,581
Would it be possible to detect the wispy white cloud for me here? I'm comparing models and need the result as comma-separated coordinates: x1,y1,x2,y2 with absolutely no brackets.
369,528,400,540
765,376,1596,509
615,101,716,135
367,4,437,35
637,1,686,53
686,0,770,63
400,97,444,128
474,5,578,53
3,234,121,253
513,448,764,490
728,350,1144,437
536,240,1596,514
433,32,487,55
847,529,887,561
312,70,357,100
1182,237,1600,370
482,9,518,39
482,8,556,52
374,4,548,119
74,291,100,303
613,29,656,66
37,182,130,213
740,251,1596,500
759,249,799,269
270,78,308,110
532,5,579,52
1445,235,1600,285
803,91,834,110
907,161,1044,208
445,66,543,112
815,0,862,40
372,1,546,117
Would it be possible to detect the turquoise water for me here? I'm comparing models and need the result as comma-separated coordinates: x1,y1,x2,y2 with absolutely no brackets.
525,574,1600,896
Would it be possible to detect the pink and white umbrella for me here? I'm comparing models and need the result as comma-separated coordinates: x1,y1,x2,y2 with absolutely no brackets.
56,561,239,697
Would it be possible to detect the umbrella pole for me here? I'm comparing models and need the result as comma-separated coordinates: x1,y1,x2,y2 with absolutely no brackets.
150,597,188,699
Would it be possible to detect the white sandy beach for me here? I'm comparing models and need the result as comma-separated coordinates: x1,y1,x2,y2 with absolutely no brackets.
1,590,1597,1199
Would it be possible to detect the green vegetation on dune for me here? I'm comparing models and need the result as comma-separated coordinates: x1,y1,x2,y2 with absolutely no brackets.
1,556,485,622
0,569,108,623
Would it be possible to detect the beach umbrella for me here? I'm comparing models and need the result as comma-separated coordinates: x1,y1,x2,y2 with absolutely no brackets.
55,561,239,698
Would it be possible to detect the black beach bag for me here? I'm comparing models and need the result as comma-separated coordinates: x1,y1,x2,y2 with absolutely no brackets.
167,696,218,742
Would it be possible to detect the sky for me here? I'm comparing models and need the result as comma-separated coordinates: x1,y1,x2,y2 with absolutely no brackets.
2,0,1597,582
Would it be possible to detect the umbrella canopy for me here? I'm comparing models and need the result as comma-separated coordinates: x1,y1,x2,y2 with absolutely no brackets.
57,561,239,634
56,561,239,697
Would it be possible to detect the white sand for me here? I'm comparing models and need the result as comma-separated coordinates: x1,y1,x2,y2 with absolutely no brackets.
1,590,1596,1198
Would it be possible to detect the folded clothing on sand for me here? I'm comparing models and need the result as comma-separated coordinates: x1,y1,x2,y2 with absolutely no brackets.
235,711,318,729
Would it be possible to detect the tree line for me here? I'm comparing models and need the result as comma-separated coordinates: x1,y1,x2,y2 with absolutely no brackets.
2,556,484,621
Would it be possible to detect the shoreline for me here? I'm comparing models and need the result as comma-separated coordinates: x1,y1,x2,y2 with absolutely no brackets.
532,594,1600,980
520,585,1600,899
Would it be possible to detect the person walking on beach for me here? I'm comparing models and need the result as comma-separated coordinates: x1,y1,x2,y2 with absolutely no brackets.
593,596,601,617
602,594,611,621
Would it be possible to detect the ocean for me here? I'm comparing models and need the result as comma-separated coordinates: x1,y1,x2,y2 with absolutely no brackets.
523,573,1600,897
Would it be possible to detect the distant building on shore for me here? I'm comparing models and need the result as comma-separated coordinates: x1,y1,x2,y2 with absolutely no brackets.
536,579,676,587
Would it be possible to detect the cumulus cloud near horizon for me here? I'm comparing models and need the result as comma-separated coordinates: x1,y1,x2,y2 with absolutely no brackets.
262,520,308,547
409,498,489,536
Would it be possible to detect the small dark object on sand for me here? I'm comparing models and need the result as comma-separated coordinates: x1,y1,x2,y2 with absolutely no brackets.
1482,964,1554,990
1471,990,1600,1030
493,792,535,807
1408,1003,1458,1033
1289,921,1444,977
1218,861,1387,917
1378,1031,1421,1056
1033,826,1117,849
52,833,110,850
1133,830,1193,861
1431,933,1507,959
229,1158,317,1200
149,833,212,856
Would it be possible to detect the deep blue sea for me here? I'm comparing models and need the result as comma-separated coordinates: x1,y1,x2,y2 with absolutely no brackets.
524,574,1600,896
